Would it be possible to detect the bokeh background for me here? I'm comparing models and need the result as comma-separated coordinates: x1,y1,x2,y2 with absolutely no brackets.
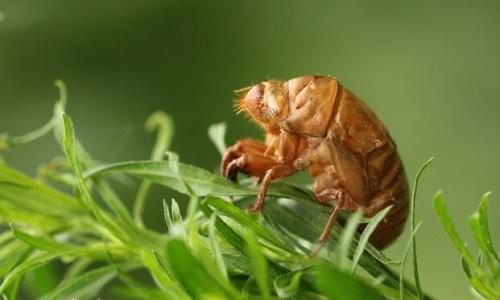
1,1,499,298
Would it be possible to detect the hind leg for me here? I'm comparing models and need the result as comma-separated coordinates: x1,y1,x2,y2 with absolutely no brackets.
310,169,358,256
309,188,358,256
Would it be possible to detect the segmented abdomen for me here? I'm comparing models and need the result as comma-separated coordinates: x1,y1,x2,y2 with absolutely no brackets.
361,127,409,248
364,165,409,248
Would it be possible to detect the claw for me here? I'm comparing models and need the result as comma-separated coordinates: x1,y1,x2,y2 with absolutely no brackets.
246,202,263,213
224,159,240,182
223,155,247,182
308,240,326,257
221,149,238,177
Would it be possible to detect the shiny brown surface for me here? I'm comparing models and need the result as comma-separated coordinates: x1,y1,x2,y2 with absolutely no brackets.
223,75,409,250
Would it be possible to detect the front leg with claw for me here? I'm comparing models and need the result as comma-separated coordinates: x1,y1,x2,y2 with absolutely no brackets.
221,139,295,212
221,139,278,181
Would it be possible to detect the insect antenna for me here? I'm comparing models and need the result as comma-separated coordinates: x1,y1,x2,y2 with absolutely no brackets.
233,86,251,114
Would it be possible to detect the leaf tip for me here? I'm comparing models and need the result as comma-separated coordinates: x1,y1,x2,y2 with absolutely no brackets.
54,79,67,106
481,191,493,201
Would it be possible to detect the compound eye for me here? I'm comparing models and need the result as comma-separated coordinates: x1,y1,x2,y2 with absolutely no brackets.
237,83,268,123
245,84,265,105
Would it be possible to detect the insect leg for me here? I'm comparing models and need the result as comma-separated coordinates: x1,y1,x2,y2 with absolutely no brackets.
309,201,343,257
224,155,247,181
310,186,357,256
247,164,295,213
221,139,273,181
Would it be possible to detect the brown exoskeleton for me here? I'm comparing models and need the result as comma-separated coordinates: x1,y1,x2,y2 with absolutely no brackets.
222,76,409,254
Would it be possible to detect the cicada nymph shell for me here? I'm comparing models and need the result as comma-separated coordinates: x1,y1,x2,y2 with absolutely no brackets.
223,75,409,252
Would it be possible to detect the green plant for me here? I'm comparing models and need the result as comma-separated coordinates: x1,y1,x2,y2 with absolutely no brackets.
0,81,437,299
434,192,500,299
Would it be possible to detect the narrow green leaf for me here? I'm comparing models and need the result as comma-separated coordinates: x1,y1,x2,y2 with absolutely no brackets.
208,122,227,156
244,231,271,300
62,258,92,281
163,199,173,232
39,265,121,300
85,160,313,204
469,212,495,271
400,221,423,300
134,183,153,229
0,241,32,275
0,244,32,286
85,160,257,196
461,257,472,279
61,113,132,245
145,111,175,161
171,199,183,226
478,192,499,262
352,205,393,273
205,196,294,255
61,113,80,175
60,113,91,211
241,277,254,299
469,277,500,299
0,230,14,247
165,238,239,300
435,200,500,300
134,111,174,228
37,167,78,187
374,283,405,300
4,275,24,300
315,261,385,300
94,179,164,250
262,214,311,255
116,273,170,300
410,157,433,300
164,151,201,249
200,202,246,252
273,269,304,298
0,181,81,220
94,179,136,231
0,80,66,150
336,210,363,270
0,245,115,294
163,198,186,240
10,225,68,251
477,252,485,269
54,80,68,107
208,214,229,282
142,250,189,300
165,152,200,215
53,82,93,168
0,160,81,210
433,191,481,273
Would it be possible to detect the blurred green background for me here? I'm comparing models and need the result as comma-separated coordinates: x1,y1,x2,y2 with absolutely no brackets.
1,0,499,298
